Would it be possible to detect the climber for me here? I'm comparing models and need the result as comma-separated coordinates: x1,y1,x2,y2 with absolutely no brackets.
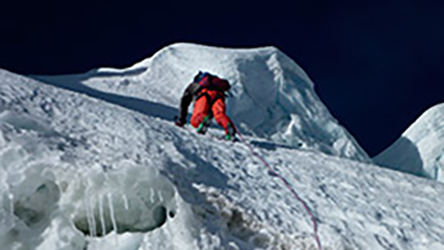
174,71,236,140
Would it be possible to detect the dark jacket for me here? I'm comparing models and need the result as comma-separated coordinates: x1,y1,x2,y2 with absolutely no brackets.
177,82,202,124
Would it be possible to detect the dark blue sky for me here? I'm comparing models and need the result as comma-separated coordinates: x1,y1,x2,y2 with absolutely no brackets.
1,0,443,156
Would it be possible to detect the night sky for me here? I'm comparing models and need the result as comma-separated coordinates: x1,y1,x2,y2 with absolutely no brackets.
1,0,443,156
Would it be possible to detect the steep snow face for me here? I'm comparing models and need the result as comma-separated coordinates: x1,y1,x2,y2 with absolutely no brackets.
374,103,444,181
34,43,370,162
3,69,444,250
0,70,197,250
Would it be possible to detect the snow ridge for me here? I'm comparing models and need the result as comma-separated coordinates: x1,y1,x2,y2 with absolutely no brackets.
1,44,444,250
34,43,370,163
375,103,444,181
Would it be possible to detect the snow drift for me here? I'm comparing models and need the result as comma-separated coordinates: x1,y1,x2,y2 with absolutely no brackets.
34,43,370,163
374,103,444,181
1,43,444,250
0,71,196,250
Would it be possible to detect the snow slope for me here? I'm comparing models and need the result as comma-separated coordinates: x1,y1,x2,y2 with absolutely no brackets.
0,44,444,250
374,103,444,181
34,43,370,163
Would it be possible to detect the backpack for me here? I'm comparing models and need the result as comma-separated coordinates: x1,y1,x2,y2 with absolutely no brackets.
193,71,231,92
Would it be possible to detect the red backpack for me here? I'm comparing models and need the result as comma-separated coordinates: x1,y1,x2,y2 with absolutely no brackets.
194,72,231,92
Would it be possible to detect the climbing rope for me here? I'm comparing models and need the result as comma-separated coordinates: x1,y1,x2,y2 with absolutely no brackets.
236,131,322,250
179,120,322,249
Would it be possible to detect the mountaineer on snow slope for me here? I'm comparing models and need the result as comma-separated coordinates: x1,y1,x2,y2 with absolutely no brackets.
175,71,237,140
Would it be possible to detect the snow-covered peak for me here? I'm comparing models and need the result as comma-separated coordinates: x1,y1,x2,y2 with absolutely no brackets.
34,43,370,162
2,68,444,250
374,103,444,181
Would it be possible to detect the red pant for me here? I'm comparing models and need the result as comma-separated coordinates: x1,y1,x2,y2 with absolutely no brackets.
190,89,232,132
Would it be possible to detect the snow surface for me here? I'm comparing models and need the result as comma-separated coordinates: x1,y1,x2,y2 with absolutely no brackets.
374,103,444,181
0,43,444,250
33,43,370,163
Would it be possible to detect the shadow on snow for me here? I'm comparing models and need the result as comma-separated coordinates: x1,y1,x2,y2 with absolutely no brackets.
33,73,178,122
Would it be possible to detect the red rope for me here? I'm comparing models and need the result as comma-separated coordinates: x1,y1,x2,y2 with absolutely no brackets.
236,132,322,250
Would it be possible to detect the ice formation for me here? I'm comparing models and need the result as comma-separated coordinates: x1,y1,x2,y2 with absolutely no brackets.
374,103,444,181
35,43,370,163
1,44,444,250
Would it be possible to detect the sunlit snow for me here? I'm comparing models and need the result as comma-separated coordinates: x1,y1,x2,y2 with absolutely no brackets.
1,43,444,250
34,43,370,163
375,104,444,182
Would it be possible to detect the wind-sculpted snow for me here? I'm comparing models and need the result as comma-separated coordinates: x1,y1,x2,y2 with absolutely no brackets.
2,66,444,250
375,104,444,182
34,43,370,163
0,70,195,250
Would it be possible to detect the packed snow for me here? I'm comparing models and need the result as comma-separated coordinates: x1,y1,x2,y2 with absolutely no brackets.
34,43,370,163
375,103,444,182
0,43,444,250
